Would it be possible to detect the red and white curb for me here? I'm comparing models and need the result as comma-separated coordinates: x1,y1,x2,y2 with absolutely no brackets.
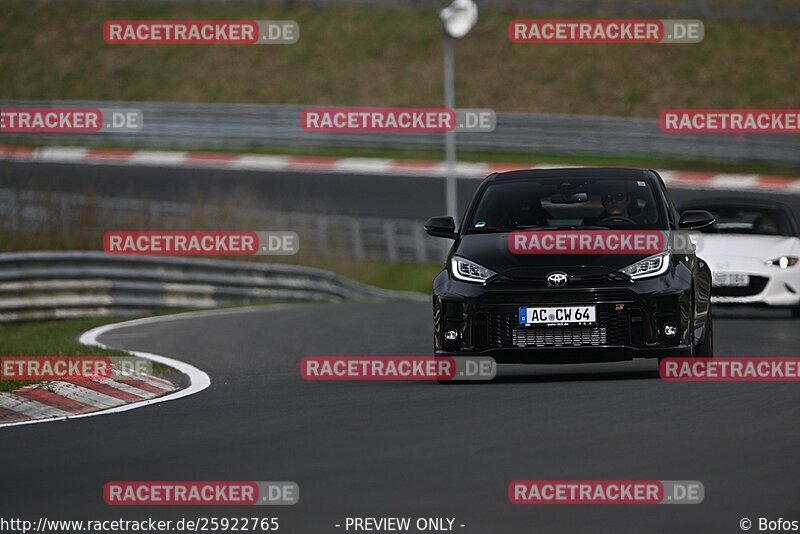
0,371,177,424
1,145,798,193
0,311,213,428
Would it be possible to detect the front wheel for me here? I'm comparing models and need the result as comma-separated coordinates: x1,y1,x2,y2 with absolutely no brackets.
792,305,800,319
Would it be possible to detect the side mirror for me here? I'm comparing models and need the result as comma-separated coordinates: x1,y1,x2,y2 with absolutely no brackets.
679,210,716,230
424,216,457,239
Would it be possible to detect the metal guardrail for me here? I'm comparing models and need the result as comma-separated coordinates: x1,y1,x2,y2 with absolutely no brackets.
1,101,798,166
0,251,426,322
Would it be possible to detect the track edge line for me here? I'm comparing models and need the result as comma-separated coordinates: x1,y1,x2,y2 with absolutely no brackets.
0,311,216,429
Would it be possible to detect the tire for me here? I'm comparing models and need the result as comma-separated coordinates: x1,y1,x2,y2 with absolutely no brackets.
434,355,479,385
434,354,454,385
694,306,714,358
792,306,800,319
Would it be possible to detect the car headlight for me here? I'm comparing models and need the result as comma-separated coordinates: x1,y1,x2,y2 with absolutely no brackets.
451,256,497,284
766,256,799,269
620,252,671,280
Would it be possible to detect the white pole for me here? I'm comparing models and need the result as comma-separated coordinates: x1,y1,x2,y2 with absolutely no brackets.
443,34,457,223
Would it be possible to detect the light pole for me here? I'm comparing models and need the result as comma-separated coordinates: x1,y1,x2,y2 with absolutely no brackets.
439,0,478,222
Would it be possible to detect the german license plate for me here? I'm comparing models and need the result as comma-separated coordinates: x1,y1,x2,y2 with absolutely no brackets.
712,273,750,287
519,306,596,325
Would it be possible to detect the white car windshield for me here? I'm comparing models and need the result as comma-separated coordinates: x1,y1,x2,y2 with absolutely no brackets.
694,206,795,237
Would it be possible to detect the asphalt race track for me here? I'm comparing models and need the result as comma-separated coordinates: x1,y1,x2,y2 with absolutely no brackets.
4,160,800,220
2,161,800,532
1,302,799,533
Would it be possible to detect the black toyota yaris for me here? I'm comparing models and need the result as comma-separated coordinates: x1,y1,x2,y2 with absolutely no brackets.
425,168,716,364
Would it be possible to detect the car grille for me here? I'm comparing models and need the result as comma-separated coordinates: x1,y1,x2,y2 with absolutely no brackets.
712,276,768,297
479,290,637,306
512,326,608,347
486,309,631,348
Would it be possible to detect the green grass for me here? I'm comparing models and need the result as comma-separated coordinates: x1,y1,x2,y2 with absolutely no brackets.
0,1,798,117
330,261,441,294
2,1,797,175
0,317,132,357
0,317,132,391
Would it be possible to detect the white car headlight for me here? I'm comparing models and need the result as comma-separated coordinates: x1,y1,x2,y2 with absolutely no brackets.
451,256,497,284
766,256,799,269
621,252,671,280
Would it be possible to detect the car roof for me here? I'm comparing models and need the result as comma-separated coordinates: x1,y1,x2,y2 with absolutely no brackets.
487,167,652,183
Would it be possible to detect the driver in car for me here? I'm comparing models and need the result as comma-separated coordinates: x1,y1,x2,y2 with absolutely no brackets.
595,189,650,225
601,192,630,217
753,214,782,235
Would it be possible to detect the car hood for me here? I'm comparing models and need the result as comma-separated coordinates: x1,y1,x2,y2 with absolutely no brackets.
697,234,800,262
455,233,656,279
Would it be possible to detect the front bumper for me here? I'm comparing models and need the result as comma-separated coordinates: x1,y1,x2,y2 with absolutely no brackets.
711,270,800,307
433,272,696,364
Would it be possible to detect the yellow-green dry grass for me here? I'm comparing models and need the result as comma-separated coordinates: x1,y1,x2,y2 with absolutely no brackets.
1,1,798,116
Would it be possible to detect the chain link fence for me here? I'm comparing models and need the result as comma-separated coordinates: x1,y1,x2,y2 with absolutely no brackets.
0,188,449,265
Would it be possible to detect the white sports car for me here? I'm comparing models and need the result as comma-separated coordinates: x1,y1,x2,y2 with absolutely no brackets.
680,198,800,318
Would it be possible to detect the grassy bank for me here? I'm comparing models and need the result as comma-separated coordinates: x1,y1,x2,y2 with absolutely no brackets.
0,317,133,391
1,1,798,117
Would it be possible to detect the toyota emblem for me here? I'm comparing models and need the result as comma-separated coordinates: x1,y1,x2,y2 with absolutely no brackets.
546,272,569,288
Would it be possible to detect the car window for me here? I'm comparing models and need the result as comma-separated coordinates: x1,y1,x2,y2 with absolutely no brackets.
467,177,665,232
694,206,794,236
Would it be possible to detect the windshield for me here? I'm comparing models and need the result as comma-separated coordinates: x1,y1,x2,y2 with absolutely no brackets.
466,176,666,233
692,205,795,236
